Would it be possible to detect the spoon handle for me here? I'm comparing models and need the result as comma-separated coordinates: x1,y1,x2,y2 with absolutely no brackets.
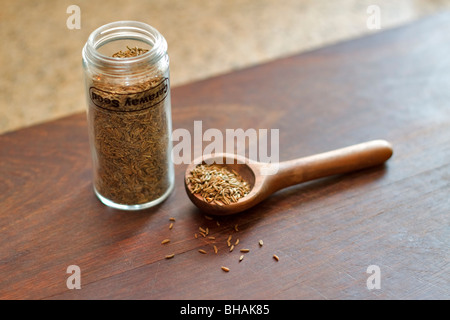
270,140,393,191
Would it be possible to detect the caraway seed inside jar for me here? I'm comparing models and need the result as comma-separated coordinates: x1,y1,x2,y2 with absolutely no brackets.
82,21,174,210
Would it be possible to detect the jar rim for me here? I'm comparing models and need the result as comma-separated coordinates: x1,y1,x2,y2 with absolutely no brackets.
82,21,168,73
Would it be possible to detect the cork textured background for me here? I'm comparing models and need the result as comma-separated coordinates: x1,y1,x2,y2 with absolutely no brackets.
1,0,449,134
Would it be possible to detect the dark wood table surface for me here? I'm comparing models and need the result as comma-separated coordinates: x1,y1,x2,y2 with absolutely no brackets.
1,12,449,300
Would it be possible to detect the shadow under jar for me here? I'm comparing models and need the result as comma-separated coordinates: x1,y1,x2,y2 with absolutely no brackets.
82,21,174,210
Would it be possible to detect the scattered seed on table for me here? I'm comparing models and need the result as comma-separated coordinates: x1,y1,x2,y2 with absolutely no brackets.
240,248,250,253
165,254,175,259
169,222,173,230
273,254,279,261
199,231,206,238
194,233,198,239
239,255,244,262
161,239,170,244
198,249,207,254
169,217,176,221
204,215,213,220
229,245,235,252
216,221,220,227
259,240,264,247
234,239,239,246
208,236,216,240
213,245,218,254
234,224,239,232
199,227,206,233
221,266,230,272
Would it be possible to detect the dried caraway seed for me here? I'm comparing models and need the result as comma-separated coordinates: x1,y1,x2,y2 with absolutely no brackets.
186,164,251,204
169,217,176,221
161,239,170,244
239,255,244,262
213,245,218,254
112,46,149,58
273,254,279,261
165,253,175,259
88,66,171,206
240,249,250,253
229,245,235,252
221,266,230,272
259,240,264,247
169,222,173,230
234,239,240,246
198,249,207,254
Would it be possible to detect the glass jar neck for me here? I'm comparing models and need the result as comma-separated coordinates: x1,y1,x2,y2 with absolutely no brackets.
82,21,168,76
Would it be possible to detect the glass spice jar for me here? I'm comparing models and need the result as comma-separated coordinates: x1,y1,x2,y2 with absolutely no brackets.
82,21,174,210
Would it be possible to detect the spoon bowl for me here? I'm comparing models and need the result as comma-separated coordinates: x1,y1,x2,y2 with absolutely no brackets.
184,153,271,215
184,140,393,215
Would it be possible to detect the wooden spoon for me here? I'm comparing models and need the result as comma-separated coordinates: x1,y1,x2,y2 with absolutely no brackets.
184,140,393,215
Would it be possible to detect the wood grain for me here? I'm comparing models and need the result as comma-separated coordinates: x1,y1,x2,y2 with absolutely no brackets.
1,12,450,299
